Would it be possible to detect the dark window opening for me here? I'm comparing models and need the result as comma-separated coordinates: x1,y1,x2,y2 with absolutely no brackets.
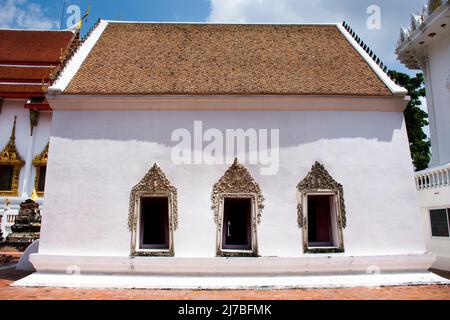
37,165,46,192
222,198,252,250
308,195,334,247
140,197,170,249
0,165,14,191
430,209,450,237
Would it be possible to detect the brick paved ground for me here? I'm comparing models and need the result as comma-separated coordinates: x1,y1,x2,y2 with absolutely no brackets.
0,267,449,300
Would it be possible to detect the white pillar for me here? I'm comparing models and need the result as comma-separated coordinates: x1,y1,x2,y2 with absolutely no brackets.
423,56,441,166
21,129,37,198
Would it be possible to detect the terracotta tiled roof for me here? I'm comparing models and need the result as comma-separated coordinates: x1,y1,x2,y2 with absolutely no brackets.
0,66,52,80
64,23,393,96
0,30,75,64
0,29,77,100
0,84,44,94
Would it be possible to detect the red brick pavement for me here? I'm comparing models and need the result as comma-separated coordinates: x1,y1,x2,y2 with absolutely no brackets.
0,268,449,300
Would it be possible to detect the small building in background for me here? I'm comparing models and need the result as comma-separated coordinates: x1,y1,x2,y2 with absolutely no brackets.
396,0,450,271
0,29,78,240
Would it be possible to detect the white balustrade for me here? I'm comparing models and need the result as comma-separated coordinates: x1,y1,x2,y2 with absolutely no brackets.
415,163,450,190
0,208,19,239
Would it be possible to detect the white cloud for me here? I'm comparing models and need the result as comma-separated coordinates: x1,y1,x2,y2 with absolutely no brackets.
209,0,306,23
208,0,427,68
0,0,59,29
208,0,349,23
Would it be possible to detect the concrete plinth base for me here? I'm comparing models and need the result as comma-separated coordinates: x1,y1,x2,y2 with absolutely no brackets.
15,253,446,289
28,253,436,275
13,272,450,289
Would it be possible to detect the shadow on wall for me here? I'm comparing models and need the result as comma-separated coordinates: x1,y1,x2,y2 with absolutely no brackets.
50,110,402,147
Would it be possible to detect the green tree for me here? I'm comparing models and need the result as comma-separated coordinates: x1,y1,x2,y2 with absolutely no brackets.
429,0,442,14
388,71,431,171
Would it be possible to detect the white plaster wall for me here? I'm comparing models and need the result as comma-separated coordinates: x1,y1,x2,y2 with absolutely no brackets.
428,33,450,166
0,99,52,206
39,110,426,258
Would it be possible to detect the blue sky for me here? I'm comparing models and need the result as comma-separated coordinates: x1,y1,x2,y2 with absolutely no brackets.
59,0,211,25
1,0,428,75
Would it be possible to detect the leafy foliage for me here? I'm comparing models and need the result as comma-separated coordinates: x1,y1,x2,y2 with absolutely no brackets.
388,71,430,171
429,0,442,14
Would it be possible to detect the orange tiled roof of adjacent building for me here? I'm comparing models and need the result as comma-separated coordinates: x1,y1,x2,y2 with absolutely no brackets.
0,29,77,100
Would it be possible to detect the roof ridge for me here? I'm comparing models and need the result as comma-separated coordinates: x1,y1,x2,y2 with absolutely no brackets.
103,20,340,26
49,19,102,86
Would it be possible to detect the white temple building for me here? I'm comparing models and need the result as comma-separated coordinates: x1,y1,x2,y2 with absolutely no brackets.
396,0,450,271
14,20,449,288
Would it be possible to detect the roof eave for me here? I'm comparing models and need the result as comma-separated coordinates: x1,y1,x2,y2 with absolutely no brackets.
46,94,410,112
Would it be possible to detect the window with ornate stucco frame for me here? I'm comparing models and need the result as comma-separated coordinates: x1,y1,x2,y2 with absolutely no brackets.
128,164,178,257
0,116,24,197
212,159,264,257
32,142,49,197
297,162,346,254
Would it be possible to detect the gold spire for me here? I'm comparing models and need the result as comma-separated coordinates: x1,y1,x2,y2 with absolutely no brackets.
10,115,16,140
0,116,23,162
